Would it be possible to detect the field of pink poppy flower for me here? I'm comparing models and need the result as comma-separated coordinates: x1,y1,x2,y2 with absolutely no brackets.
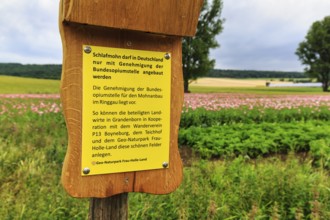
1,93,330,114
1,92,330,219
184,93,330,110
2,92,330,158
0,94,61,115
1,92,330,158
180,93,330,157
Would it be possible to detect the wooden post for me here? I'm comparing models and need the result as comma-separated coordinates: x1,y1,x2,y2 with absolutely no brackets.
59,0,203,218
88,194,128,220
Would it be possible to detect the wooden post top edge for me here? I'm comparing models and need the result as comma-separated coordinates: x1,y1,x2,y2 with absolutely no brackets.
60,0,203,37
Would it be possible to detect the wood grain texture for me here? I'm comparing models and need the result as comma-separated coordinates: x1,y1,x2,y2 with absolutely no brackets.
59,0,192,197
61,0,203,37
88,194,128,220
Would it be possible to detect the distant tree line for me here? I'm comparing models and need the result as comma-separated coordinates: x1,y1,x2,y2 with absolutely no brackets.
207,69,306,79
0,63,62,80
0,63,308,80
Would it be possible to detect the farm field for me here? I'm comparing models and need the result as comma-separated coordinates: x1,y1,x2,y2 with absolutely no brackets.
190,85,324,94
0,75,60,94
189,77,324,94
0,75,325,94
190,77,287,87
1,76,330,219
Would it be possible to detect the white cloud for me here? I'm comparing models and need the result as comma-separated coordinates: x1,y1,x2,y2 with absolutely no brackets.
0,0,61,64
212,0,330,71
0,0,329,70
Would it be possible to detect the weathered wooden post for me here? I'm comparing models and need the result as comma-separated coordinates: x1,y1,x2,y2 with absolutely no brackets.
59,0,203,218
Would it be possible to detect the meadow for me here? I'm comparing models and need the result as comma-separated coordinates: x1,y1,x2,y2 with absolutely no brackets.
1,77,330,219
189,77,324,94
0,76,60,94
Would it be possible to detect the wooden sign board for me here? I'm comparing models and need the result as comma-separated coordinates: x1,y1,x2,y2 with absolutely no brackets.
59,0,203,198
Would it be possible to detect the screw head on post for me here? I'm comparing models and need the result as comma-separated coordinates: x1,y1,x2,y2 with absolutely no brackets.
83,167,91,175
164,53,171,60
162,162,169,168
84,46,92,54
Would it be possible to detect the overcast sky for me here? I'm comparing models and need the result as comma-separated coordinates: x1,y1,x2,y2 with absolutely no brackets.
0,0,329,72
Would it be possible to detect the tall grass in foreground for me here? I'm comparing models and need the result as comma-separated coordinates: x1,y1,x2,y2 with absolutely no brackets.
0,110,89,220
130,157,330,219
1,109,330,219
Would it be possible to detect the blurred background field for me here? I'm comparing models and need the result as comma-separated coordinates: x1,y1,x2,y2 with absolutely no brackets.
189,77,324,94
0,75,60,94
0,75,325,95
190,77,287,87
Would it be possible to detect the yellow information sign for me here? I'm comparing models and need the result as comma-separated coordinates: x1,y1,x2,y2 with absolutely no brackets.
81,45,171,176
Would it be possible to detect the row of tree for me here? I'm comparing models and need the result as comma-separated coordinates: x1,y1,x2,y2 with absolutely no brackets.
0,63,61,79
0,62,307,81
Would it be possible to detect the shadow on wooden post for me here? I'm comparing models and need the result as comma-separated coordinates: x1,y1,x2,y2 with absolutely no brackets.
89,193,128,220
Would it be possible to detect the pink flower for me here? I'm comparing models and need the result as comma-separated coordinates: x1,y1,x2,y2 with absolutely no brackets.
183,93,330,111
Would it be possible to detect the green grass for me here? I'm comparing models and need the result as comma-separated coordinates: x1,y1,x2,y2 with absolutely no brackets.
179,121,330,159
1,78,330,218
130,157,330,219
0,109,89,219
189,86,325,94
1,99,330,219
1,108,330,219
0,75,60,94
